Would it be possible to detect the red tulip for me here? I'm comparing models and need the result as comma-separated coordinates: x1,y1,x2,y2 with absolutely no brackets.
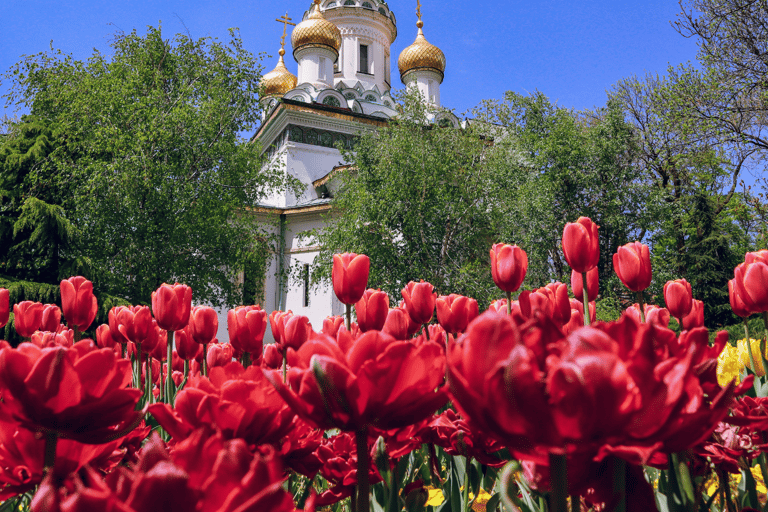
148,361,297,446
571,267,598,302
382,307,413,339
490,243,528,293
0,342,142,443
613,241,652,292
283,315,313,351
0,288,9,329
151,283,192,331
519,284,571,327
625,303,670,328
315,432,383,506
729,278,753,318
401,280,437,325
436,294,479,334
262,343,283,369
95,324,119,350
207,342,233,369
269,310,292,347
663,279,693,322
40,303,61,332
116,305,155,348
30,330,74,349
108,306,129,346
681,299,704,330
733,261,768,314
267,330,448,432
189,305,219,346
12,301,43,338
562,217,600,273
174,326,202,360
421,410,505,467
355,289,389,332
745,250,768,264
227,305,267,356
149,322,168,360
332,253,370,305
322,316,345,337
60,276,98,332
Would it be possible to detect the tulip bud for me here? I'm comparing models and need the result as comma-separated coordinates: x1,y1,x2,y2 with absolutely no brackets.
401,280,437,325
571,268,598,302
13,301,43,338
613,242,652,292
681,299,704,330
117,305,154,346
436,294,479,334
207,342,233,369
490,243,528,293
733,261,768,314
0,288,10,329
332,253,370,305
283,315,312,351
189,306,219,345
262,343,283,369
269,310,292,347
37,304,61,333
663,279,693,321
382,307,414,340
151,283,192,331
562,217,600,273
227,305,266,354
95,324,119,349
355,289,389,332
175,327,201,360
60,276,98,332
729,279,753,318
322,316,344,337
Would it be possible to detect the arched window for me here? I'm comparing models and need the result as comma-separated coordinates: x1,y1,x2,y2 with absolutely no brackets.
322,96,341,107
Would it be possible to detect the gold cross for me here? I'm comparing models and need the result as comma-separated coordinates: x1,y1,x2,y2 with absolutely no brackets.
416,0,422,21
276,13,296,49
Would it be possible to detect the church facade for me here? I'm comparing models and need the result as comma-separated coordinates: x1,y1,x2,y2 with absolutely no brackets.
244,0,457,337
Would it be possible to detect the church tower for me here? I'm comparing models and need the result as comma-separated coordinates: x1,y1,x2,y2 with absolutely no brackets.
398,0,445,106
292,0,342,89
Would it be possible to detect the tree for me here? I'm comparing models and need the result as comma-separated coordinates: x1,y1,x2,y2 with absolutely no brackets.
311,92,506,306
475,92,659,295
2,26,287,306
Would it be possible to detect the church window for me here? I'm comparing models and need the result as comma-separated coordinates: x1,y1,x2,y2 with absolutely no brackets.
362,2,373,8
322,96,341,107
344,0,355,5
438,118,452,128
345,92,355,99
365,94,376,102
326,1,337,6
359,44,369,74
378,7,387,15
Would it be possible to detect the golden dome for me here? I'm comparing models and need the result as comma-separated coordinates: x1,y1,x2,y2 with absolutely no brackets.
262,49,298,96
398,20,446,82
291,0,342,58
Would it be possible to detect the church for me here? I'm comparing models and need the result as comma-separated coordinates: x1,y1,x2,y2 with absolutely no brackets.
244,0,459,337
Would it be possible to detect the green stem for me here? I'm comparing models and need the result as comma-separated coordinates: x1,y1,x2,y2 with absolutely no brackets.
356,428,370,512
718,469,733,512
423,323,430,341
670,452,695,509
202,342,208,377
549,453,568,512
183,359,189,381
166,330,174,404
43,431,58,474
137,342,144,393
745,318,759,374
761,312,768,377
147,356,155,404
581,272,590,326
506,291,512,316
242,351,251,369
571,494,580,512
346,303,352,331
463,456,471,512
636,291,646,323
282,351,288,382
612,457,626,512
73,328,82,342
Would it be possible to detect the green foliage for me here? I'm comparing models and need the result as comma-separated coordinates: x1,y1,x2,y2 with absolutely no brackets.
2,25,286,306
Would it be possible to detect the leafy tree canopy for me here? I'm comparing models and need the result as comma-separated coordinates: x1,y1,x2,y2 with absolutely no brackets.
2,25,287,306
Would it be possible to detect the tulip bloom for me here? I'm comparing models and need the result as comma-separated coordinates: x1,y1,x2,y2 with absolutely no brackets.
613,242,652,292
489,243,528,293
151,283,192,331
401,280,437,326
382,307,416,340
0,342,142,443
519,283,571,327
571,268,598,302
189,305,219,346
262,343,283,369
115,305,155,348
0,288,9,329
207,342,233,369
729,279,753,318
681,299,705,330
95,324,119,350
663,279,693,322
733,261,768,314
283,315,313,351
12,301,43,338
40,304,61,332
562,217,600,273
266,330,448,432
322,316,345,337
60,276,98,333
355,289,389,332
625,304,670,328
332,253,370,305
174,327,202,361
436,294,479,335
227,305,266,357
269,310,293,348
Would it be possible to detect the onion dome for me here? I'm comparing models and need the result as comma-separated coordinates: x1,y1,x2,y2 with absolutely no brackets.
261,49,298,96
291,0,342,58
398,20,446,82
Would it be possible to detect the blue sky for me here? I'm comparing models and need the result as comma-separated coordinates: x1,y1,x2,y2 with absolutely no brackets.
1,0,700,119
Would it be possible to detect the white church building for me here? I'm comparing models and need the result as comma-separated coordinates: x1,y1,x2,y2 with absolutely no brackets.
223,0,460,340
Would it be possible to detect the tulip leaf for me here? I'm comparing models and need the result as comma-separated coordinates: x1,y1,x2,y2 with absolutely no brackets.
485,492,501,512
737,467,759,510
